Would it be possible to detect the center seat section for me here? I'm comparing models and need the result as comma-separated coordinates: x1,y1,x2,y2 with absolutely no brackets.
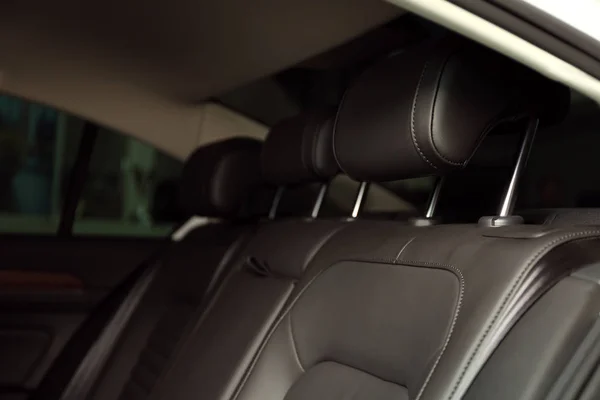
33,137,265,400
145,110,349,400
227,36,600,400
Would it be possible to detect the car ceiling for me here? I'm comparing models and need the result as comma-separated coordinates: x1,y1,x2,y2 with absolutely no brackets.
0,0,402,157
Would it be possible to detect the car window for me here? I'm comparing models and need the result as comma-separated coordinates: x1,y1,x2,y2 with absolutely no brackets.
518,91,600,209
426,89,600,221
0,94,183,236
520,0,600,42
72,127,183,237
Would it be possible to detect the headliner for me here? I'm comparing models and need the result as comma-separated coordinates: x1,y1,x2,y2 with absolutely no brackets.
0,0,401,155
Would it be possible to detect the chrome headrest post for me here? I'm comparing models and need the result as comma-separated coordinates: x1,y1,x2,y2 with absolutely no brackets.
351,181,370,219
498,116,539,217
268,186,285,220
311,182,329,219
425,177,444,219
480,115,539,227
409,177,444,226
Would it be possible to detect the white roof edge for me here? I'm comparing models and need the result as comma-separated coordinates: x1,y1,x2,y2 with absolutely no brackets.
385,0,600,104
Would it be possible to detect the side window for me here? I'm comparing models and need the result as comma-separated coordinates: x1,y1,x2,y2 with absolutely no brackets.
0,94,183,236
518,90,600,209
0,96,64,233
73,128,183,237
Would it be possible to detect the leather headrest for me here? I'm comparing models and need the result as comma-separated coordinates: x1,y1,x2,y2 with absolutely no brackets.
334,36,570,182
179,137,262,218
261,110,339,186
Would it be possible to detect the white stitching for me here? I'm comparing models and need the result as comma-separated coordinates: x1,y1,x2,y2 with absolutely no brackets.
233,255,464,400
230,269,324,400
428,52,463,167
349,255,464,399
411,62,438,170
398,260,465,400
448,230,600,400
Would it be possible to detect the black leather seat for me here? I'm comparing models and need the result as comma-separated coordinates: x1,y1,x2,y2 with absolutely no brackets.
34,137,265,400
41,37,600,400
226,37,600,400
45,110,345,400
145,110,347,400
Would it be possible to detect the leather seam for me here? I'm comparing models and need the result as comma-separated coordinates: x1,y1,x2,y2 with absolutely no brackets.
311,115,326,179
288,314,306,372
300,125,312,179
411,62,438,170
140,230,253,399
233,254,462,400
407,261,464,400
332,59,375,178
230,224,348,399
230,269,326,400
332,92,349,176
429,51,463,166
448,230,600,400
313,360,405,388
459,113,527,168
311,118,319,177
353,257,464,400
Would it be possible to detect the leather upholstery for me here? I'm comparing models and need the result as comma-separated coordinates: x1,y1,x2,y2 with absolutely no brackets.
261,110,339,186
333,36,569,182
145,220,345,400
179,138,262,217
232,221,600,400
35,38,600,400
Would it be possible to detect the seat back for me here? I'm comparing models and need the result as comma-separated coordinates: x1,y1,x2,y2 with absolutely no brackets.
230,36,591,400
34,137,264,400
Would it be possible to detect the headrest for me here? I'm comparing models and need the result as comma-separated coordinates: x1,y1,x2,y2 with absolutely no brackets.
261,110,339,186
334,36,570,182
179,137,262,218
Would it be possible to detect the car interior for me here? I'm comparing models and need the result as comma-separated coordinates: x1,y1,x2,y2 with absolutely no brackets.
3,1,600,400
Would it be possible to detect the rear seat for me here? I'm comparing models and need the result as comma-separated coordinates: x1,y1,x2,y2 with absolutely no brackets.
44,37,600,400
226,37,600,400
145,110,347,400
34,138,264,400
45,110,345,400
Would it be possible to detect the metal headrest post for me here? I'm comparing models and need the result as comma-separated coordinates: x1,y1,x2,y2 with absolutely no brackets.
351,181,370,219
479,115,539,227
409,176,444,226
425,176,444,219
498,116,539,217
268,186,285,220
311,182,329,219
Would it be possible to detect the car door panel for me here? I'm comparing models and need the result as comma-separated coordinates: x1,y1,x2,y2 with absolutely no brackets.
0,236,164,392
